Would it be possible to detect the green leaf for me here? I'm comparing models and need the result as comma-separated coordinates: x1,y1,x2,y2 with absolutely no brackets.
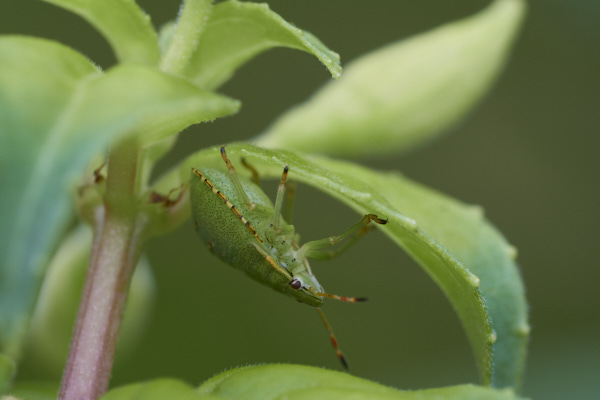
6,382,59,400
255,0,526,158
155,143,528,389
62,63,240,149
0,36,238,360
198,364,528,399
0,36,100,359
0,353,15,394
100,378,218,400
42,0,160,65
185,0,342,90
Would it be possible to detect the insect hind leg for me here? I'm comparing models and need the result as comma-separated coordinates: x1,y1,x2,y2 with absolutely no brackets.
298,214,387,260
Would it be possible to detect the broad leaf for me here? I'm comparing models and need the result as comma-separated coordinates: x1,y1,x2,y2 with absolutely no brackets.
255,0,526,158
0,36,238,360
185,0,342,90
42,0,160,65
197,364,528,399
153,143,528,388
100,378,218,400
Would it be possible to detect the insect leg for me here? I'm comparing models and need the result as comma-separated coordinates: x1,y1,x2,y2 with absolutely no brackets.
306,225,373,260
271,166,289,232
240,157,260,185
148,184,186,207
251,242,292,279
297,214,387,259
284,182,296,223
220,146,255,210
316,308,349,370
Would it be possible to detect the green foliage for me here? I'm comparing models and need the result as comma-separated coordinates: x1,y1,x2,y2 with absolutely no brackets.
41,0,160,64
157,142,528,388
195,365,528,399
0,36,237,364
0,0,529,398
100,379,216,400
256,0,526,157
184,0,342,89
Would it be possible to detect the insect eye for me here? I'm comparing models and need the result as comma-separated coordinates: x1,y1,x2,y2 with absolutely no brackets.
289,279,302,290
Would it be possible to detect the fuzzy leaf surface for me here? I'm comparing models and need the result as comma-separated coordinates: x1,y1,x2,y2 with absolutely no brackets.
185,0,341,90
100,378,219,400
155,144,528,388
255,0,526,158
197,364,528,399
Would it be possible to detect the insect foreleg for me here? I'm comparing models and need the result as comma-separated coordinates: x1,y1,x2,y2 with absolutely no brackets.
297,214,387,259
251,242,292,280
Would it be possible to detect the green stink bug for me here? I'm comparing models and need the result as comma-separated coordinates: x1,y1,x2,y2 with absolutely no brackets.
190,147,387,368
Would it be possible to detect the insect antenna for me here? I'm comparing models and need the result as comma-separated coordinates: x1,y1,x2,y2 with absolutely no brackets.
315,291,369,303
316,308,349,370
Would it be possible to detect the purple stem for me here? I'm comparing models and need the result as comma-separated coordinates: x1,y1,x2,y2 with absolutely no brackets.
59,140,144,400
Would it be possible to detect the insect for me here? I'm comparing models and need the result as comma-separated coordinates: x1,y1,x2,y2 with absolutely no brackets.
190,147,387,368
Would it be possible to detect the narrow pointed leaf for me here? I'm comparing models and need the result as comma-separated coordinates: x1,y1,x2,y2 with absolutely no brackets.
255,0,526,158
198,364,528,399
0,36,237,360
155,144,528,388
42,0,160,65
185,0,341,90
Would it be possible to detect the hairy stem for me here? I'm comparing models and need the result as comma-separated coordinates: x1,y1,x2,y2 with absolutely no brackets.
59,138,145,400
160,0,213,75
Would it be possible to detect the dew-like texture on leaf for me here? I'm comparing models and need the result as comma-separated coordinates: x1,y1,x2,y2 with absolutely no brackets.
185,0,341,90
255,0,526,158
197,364,529,400
100,378,218,400
0,36,238,361
42,0,160,65
162,144,528,389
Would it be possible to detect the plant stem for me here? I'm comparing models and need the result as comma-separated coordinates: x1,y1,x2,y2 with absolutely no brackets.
59,139,145,400
160,0,213,75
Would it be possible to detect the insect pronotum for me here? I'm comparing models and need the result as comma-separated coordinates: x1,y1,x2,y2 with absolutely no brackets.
190,147,387,369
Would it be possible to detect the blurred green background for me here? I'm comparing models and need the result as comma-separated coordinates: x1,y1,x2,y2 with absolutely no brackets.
2,0,598,399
